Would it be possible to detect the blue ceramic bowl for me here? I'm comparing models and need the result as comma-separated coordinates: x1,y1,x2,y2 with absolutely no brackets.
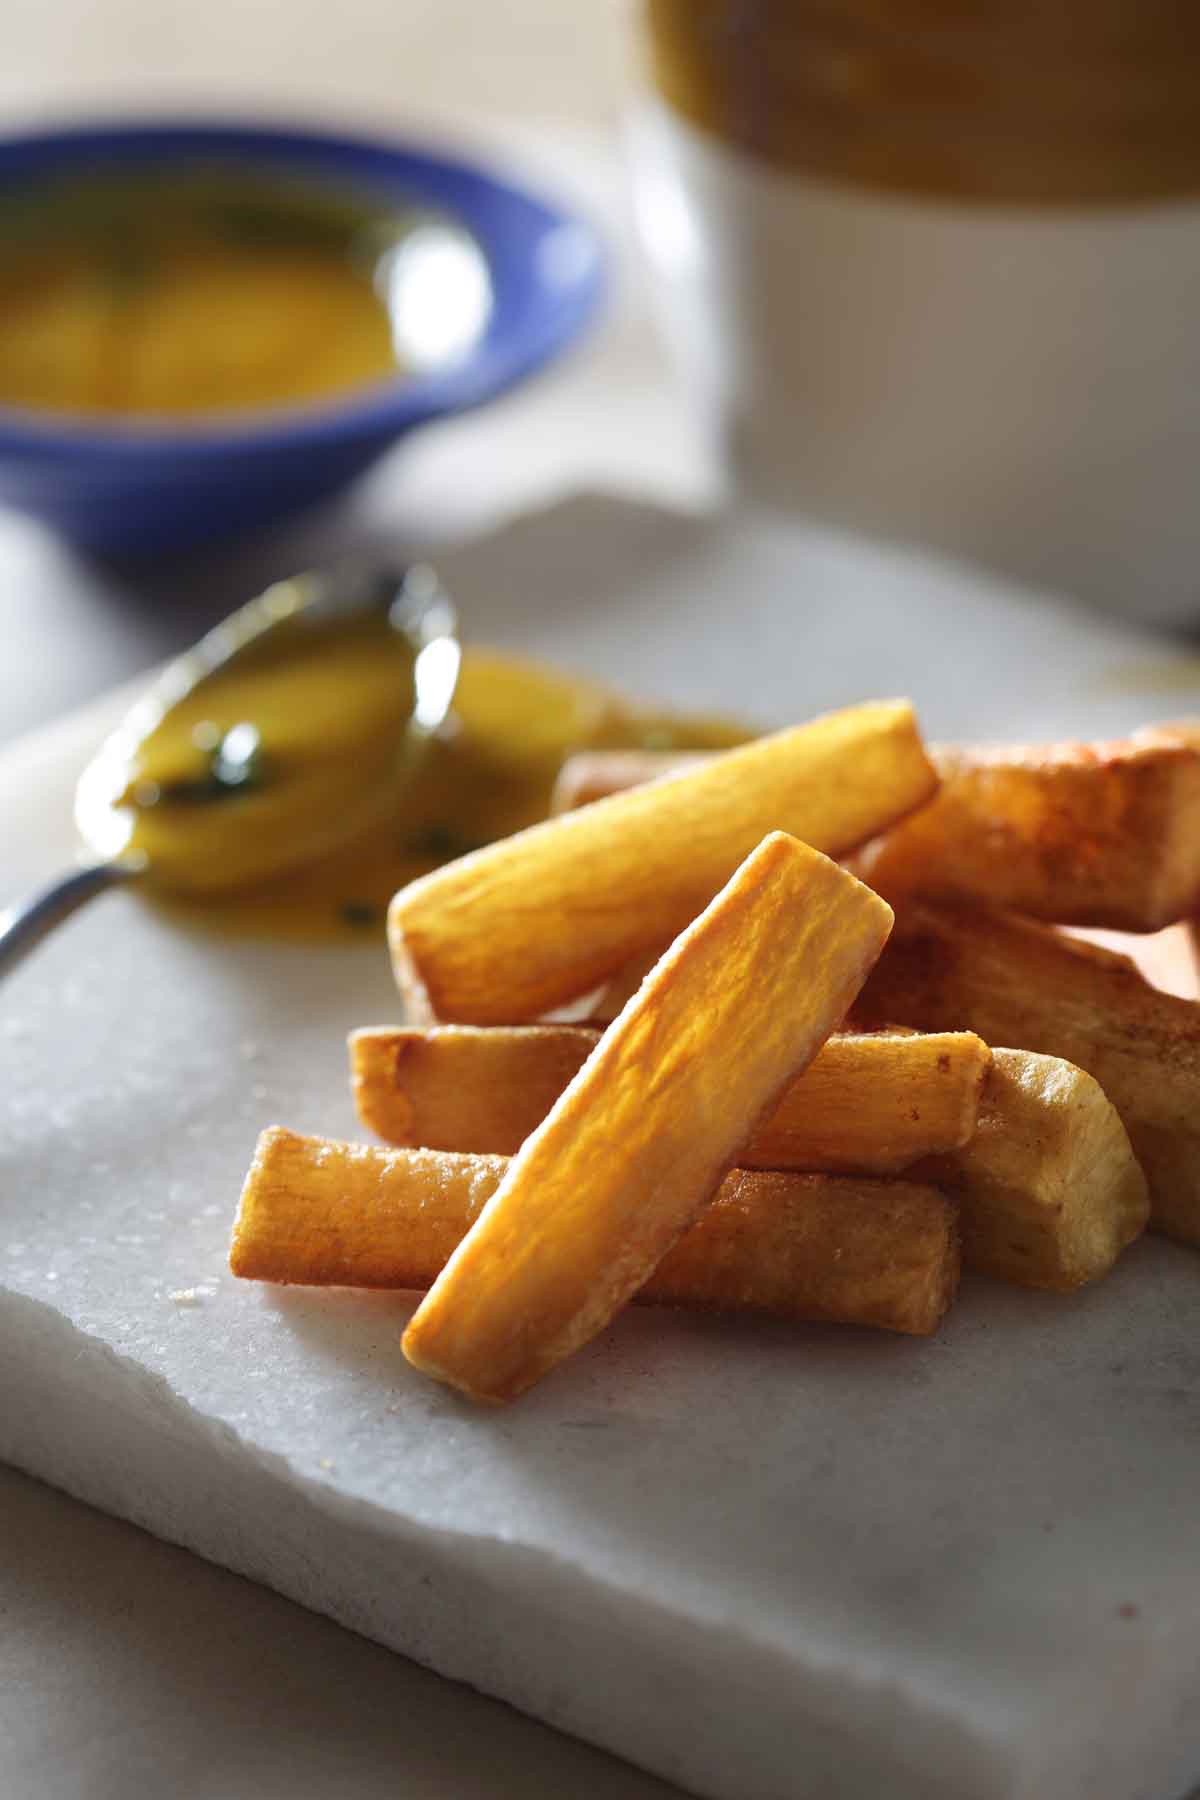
0,119,604,554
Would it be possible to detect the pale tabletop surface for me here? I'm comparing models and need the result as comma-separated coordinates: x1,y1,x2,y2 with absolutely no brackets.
1,4,699,1797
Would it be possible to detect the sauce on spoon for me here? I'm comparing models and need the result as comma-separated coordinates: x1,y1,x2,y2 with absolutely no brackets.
76,566,748,941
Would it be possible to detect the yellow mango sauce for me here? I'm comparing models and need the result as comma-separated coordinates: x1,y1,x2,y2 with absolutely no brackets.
96,621,749,942
0,166,414,419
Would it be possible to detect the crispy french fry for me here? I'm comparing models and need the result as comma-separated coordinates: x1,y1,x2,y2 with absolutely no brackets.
231,1127,958,1338
349,1023,1143,1291
231,1130,508,1289
554,731,1200,934
914,1048,1148,1290
855,903,1200,1245
389,699,933,1024
853,731,1200,931
351,1023,593,1155
549,748,708,814
350,1023,988,1176
401,832,894,1401
743,1028,985,1174
645,1169,955,1335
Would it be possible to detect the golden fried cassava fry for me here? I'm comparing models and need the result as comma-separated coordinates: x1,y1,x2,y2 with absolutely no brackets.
645,1169,956,1334
388,699,933,1024
351,1023,594,1154
553,731,1200,933
743,1028,985,1174
231,1130,507,1289
855,903,1200,1245
915,1048,1148,1290
231,1128,958,1337
349,1023,1142,1289
854,732,1200,931
350,1023,988,1175
401,832,894,1400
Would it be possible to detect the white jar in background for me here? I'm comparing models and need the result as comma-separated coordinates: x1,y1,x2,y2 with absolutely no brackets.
631,2,1200,629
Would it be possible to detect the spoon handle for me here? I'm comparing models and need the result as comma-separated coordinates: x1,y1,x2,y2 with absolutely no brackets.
0,860,140,980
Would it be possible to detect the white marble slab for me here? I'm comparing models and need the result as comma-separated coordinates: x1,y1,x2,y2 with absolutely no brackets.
5,497,1200,1800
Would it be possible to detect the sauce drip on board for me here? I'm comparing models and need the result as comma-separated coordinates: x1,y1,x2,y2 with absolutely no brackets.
160,650,749,940
80,593,749,942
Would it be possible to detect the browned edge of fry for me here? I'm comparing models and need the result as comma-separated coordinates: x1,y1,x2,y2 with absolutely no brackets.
388,699,933,1025
350,1022,988,1176
232,1127,958,1338
855,901,1200,1247
854,732,1200,932
401,832,894,1399
913,1047,1149,1291
552,729,1200,934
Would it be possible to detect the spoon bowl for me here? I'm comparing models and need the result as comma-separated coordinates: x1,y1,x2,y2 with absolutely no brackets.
0,562,459,975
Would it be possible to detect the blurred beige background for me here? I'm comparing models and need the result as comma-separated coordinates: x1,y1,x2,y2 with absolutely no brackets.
1,0,634,132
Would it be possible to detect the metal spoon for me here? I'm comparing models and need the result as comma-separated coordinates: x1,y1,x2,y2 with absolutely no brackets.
0,562,460,978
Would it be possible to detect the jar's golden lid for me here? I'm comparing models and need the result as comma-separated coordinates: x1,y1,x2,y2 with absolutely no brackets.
647,0,1200,206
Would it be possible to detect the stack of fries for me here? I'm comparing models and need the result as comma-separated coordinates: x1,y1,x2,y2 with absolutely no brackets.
232,699,1200,1403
